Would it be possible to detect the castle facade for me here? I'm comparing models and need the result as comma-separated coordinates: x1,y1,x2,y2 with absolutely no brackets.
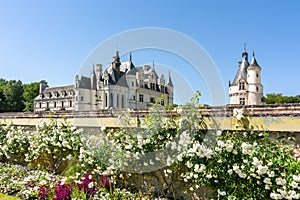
34,50,174,111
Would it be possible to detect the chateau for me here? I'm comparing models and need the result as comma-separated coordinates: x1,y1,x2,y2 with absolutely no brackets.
229,47,263,105
34,50,174,111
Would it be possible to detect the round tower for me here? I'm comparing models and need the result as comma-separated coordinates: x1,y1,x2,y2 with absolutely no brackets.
247,52,263,105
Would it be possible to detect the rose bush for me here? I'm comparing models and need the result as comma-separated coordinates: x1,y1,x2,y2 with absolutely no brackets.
0,92,299,199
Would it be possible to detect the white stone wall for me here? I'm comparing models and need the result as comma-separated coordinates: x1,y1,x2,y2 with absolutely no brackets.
75,88,97,111
102,85,128,109
247,67,263,105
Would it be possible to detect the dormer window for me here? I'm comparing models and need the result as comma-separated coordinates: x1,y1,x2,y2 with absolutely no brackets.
239,82,245,90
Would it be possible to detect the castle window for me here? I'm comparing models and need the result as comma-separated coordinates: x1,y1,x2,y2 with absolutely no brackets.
139,94,144,102
150,97,155,103
39,103,42,108
110,93,113,107
105,93,108,107
256,86,259,92
151,83,156,90
132,81,134,87
54,102,57,108
239,82,245,90
121,95,124,108
69,101,72,107
46,102,49,109
256,73,259,78
133,95,136,100
61,101,64,108
239,98,245,105
117,94,119,108
81,96,84,101
161,99,165,106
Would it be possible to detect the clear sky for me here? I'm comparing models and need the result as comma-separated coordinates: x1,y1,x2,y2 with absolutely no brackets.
0,1,299,105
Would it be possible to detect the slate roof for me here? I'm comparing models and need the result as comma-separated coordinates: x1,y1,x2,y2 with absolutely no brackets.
44,84,74,92
79,76,92,89
249,53,261,68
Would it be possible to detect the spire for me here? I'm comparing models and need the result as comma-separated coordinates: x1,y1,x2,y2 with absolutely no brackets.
167,70,173,88
116,47,119,58
250,51,260,67
242,43,248,61
130,52,132,62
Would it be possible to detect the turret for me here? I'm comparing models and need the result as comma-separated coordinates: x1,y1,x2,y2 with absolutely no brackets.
247,52,263,105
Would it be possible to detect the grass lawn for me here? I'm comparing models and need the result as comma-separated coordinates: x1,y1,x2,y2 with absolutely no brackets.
0,193,19,200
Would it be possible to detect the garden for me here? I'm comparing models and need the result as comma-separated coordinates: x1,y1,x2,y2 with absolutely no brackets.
0,92,300,199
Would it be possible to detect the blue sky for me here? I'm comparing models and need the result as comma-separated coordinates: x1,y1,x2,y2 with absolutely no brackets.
0,1,299,105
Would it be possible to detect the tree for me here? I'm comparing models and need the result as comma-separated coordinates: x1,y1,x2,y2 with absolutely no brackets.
3,80,24,112
23,82,39,112
0,78,7,112
263,93,300,104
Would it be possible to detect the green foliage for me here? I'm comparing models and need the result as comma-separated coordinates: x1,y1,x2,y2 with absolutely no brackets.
0,78,39,112
22,82,39,112
263,93,300,104
0,79,7,113
0,193,20,200
2,80,24,112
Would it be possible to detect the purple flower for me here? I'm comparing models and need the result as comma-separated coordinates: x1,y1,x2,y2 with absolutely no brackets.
100,176,112,191
38,185,48,200
77,174,97,198
53,181,73,200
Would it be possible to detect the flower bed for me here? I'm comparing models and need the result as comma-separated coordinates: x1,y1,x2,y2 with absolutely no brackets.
0,92,300,199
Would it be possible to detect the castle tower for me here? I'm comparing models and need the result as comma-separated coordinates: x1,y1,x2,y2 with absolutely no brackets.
247,52,263,105
229,47,263,105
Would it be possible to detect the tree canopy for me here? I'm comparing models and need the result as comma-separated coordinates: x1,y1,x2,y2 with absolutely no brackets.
262,93,300,104
0,78,39,112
